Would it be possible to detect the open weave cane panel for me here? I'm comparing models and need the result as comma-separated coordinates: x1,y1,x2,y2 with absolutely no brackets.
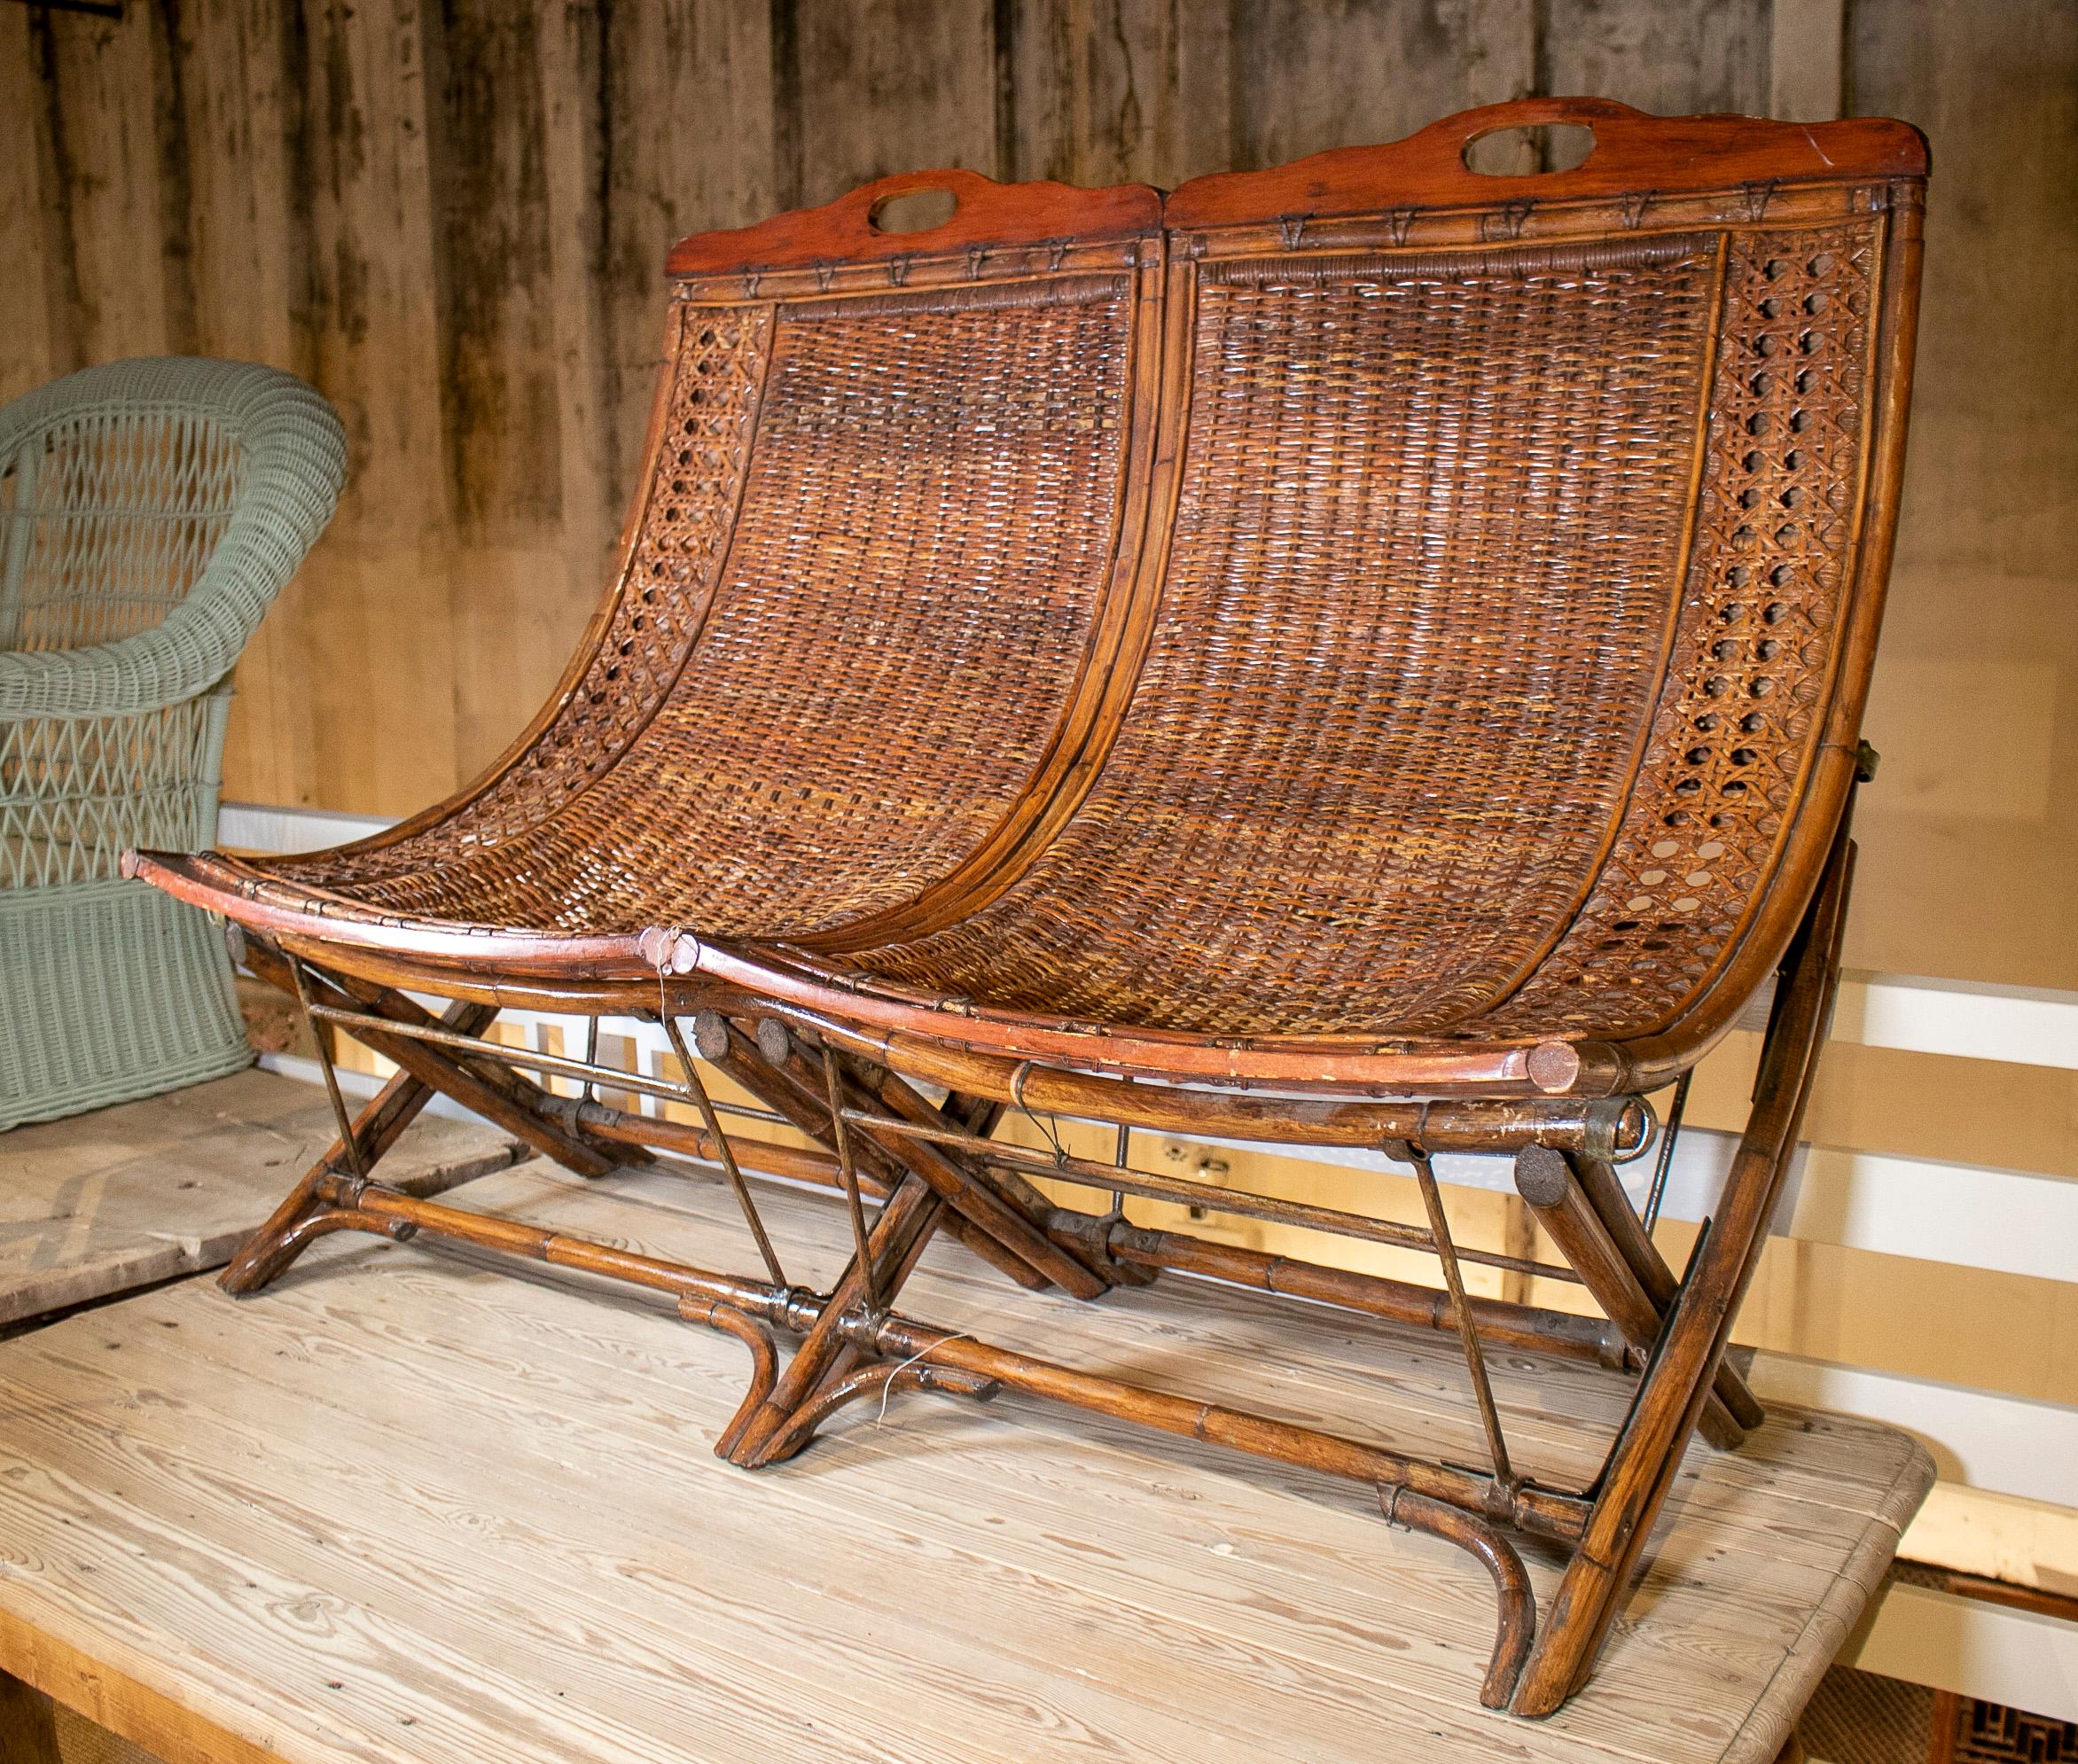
1474,220,1879,1038
293,274,1137,937
1,696,223,888
2,409,245,652
282,303,771,886
871,237,1719,1035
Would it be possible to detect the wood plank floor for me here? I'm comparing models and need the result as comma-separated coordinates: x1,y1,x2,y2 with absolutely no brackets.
0,1157,1931,1763
0,1067,526,1329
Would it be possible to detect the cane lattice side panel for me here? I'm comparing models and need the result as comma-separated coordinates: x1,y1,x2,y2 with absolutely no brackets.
293,274,1141,938
1477,221,1879,1038
286,303,771,885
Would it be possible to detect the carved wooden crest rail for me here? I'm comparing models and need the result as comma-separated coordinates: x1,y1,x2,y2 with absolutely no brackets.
129,98,1927,1715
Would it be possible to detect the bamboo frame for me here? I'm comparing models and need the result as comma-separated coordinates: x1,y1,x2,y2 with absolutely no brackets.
207,803,1848,1713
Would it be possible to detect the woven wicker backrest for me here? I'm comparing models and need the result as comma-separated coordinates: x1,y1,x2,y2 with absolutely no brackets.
270,101,1923,1068
0,390,245,655
0,359,346,889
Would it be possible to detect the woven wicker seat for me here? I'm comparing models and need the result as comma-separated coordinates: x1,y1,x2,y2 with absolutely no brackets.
1,358,343,1129
132,100,1926,1714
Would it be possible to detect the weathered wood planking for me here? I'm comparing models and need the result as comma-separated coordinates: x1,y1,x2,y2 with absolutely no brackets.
0,1159,1927,1763
0,1068,525,1331
3,0,1785,820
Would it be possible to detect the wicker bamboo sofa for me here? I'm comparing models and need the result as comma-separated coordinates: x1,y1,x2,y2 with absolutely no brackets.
2,359,343,1129
131,99,1926,1714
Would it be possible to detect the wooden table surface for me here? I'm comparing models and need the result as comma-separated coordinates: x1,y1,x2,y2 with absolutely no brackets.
0,1158,1931,1763
0,1068,526,1332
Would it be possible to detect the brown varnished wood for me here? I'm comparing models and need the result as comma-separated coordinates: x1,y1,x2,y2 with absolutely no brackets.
665,164,1161,277
1512,1147,1747,1450
148,98,1926,1718
1513,813,1856,1714
1163,98,1926,230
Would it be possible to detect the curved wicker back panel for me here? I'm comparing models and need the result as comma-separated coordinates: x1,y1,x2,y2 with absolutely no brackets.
206,105,1924,1073
868,211,1887,1042
284,270,1145,936
871,236,1723,1034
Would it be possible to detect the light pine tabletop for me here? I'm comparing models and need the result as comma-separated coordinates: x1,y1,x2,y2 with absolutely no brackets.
0,1158,1929,1763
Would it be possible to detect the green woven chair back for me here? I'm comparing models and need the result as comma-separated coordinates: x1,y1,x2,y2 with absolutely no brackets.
0,358,345,1128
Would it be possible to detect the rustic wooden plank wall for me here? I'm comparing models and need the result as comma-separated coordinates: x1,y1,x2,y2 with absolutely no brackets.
0,0,2072,997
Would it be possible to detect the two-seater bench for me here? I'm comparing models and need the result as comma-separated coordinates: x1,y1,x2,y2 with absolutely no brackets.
130,97,1927,1715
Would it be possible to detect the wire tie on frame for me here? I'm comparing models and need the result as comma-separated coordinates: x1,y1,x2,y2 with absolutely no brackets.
875,1331,979,1426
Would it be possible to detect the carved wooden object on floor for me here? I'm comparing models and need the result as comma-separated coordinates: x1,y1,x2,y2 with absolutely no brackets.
128,98,1927,1715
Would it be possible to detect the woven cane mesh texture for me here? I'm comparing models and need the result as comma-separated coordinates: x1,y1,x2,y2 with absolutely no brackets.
288,304,771,883
290,275,1137,937
183,201,1894,1062
1,358,343,1128
872,238,1718,1034
1475,222,1878,1037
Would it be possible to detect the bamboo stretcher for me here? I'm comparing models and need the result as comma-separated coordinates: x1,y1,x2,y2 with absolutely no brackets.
129,97,1928,1714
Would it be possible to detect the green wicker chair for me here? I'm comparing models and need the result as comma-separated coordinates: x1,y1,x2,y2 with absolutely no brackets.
0,358,345,1130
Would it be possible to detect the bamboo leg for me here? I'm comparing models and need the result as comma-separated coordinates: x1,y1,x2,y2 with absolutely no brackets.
1512,826,1853,1716
725,1172,949,1467
221,995,496,1296
678,1297,781,1460
1569,1149,1764,1432
1512,1147,1749,1450
754,1358,1002,1463
739,1016,1111,1297
241,941,626,1179
1384,1487,1535,1710
690,1011,1051,1292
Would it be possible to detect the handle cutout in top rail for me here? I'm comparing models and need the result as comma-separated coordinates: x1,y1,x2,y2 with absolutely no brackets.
1464,123,1597,176
870,187,960,235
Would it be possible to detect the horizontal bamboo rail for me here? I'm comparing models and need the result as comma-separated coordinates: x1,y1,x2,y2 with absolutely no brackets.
293,1169,1594,1549
517,1091,1629,1366
841,1105,1583,1286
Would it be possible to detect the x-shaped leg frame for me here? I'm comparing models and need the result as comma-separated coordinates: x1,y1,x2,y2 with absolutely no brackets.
217,810,1847,1717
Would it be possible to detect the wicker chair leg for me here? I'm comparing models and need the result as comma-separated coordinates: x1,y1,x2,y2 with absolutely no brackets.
1512,825,1854,1718
1382,1486,1536,1711
691,1012,1057,1293
1512,1146,1752,1450
1570,1148,1765,1436
752,1359,1002,1464
678,1298,783,1459
711,1013,1111,1297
